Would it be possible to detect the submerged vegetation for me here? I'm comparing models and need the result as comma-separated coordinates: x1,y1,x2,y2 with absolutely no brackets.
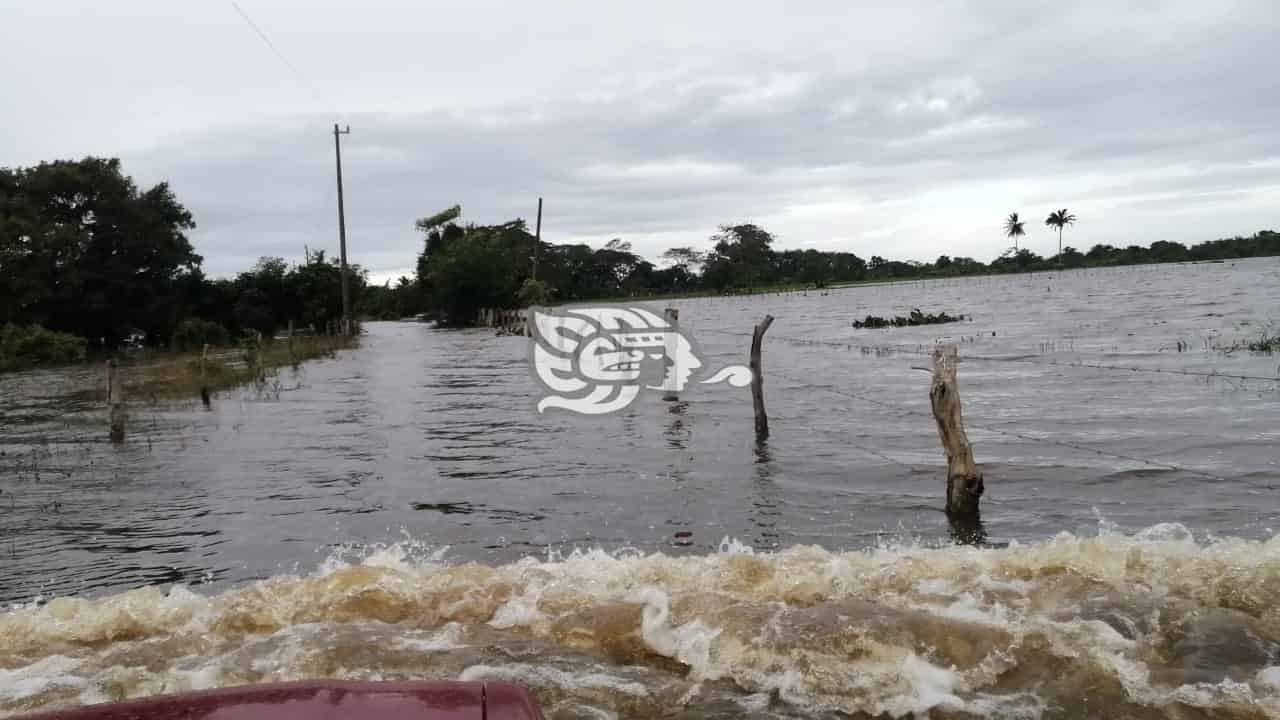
1246,331,1280,353
852,309,966,329
1216,327,1280,354
111,333,358,402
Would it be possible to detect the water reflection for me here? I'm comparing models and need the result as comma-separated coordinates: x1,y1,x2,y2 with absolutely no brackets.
664,401,690,450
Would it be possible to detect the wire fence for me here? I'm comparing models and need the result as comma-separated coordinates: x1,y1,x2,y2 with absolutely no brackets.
699,326,1257,482
701,328,1280,384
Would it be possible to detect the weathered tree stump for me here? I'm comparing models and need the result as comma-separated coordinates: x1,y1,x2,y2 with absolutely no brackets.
929,345,983,515
106,359,127,443
750,315,775,439
662,308,679,401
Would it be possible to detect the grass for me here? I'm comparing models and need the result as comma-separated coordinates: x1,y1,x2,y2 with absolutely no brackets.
107,334,359,402
1214,326,1280,355
1244,330,1280,353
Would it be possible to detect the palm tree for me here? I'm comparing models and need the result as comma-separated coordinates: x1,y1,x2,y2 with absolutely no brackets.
1003,212,1025,251
1044,208,1076,259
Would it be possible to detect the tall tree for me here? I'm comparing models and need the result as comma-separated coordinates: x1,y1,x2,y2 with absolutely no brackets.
661,246,706,272
702,224,776,290
1004,212,1026,251
0,157,199,346
418,220,534,324
1045,208,1077,259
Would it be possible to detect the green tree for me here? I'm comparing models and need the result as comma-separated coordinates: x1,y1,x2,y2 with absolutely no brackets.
990,247,1044,273
703,224,776,290
516,278,553,306
419,220,534,324
661,246,706,273
1147,240,1189,263
1045,208,1077,260
288,250,366,333
1004,212,1026,251
415,205,462,234
0,157,199,346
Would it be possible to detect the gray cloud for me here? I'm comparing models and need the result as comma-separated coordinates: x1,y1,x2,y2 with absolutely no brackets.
2,0,1277,278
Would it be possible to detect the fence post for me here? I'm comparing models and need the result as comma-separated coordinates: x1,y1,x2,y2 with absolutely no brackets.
107,359,126,443
929,345,983,515
200,343,211,408
750,315,775,439
254,331,265,382
662,308,679,401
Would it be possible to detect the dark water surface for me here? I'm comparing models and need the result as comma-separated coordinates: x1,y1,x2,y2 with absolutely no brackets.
2,260,1279,718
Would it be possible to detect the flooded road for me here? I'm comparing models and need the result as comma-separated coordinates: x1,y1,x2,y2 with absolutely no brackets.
2,259,1279,718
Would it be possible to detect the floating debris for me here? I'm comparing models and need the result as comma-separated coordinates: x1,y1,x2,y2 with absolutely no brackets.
852,309,966,329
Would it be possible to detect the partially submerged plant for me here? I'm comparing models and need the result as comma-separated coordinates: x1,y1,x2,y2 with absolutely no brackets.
853,309,966,329
1245,330,1280,353
1214,325,1279,354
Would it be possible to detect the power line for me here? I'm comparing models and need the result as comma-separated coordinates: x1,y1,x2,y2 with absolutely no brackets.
229,2,330,109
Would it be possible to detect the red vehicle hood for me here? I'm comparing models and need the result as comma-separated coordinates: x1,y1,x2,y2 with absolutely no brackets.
15,680,545,720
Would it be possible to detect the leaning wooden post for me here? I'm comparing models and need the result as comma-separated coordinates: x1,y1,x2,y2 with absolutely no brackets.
106,359,126,443
929,345,984,515
199,343,211,409
750,315,775,439
662,308,679,401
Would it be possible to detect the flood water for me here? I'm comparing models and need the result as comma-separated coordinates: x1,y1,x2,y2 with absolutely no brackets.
2,259,1279,719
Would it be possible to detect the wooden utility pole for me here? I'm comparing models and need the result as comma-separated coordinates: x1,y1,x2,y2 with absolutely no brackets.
532,197,542,281
929,345,984,515
333,123,352,335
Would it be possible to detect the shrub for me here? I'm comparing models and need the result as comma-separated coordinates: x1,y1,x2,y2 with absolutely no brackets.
0,324,88,372
1249,333,1280,351
517,278,553,307
171,318,230,352
1246,329,1279,353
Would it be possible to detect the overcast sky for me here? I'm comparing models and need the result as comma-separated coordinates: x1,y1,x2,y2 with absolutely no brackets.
2,1,1278,282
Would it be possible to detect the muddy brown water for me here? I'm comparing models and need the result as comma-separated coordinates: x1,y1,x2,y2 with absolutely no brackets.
2,259,1279,718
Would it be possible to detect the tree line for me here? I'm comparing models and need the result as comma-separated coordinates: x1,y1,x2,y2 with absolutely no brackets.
372,204,1280,325
4,157,1278,361
0,157,370,364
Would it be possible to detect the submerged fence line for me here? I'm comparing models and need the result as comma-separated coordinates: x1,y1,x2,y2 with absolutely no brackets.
768,366,1232,482
701,328,1280,386
700,324,1237,481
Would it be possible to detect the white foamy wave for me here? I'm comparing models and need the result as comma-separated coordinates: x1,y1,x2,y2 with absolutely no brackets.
2,526,1279,718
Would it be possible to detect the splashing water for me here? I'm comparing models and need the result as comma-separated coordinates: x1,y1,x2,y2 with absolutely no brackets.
3,526,1279,719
